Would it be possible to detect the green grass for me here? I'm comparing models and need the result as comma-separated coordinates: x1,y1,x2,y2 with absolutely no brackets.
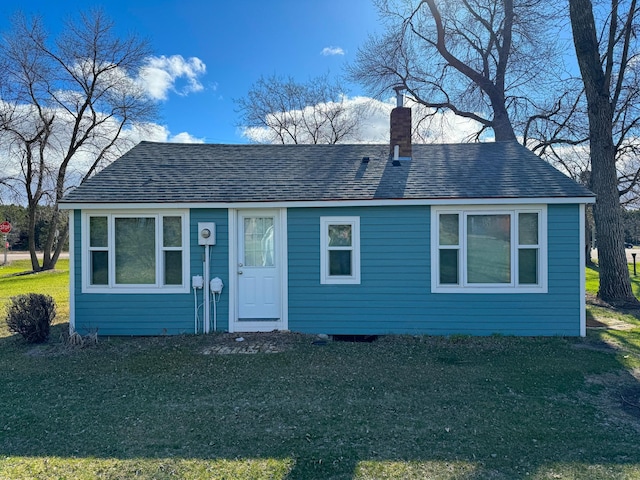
1,260,640,478
586,263,640,298
585,265,600,295
0,259,69,337
586,263,640,369
3,333,640,479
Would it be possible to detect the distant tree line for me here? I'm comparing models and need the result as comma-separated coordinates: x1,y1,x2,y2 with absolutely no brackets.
0,204,68,252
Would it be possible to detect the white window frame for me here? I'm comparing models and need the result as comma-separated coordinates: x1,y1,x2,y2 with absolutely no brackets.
320,216,361,285
431,205,547,293
82,210,190,294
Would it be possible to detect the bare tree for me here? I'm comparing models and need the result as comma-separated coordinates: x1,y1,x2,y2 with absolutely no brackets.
522,4,640,276
569,0,640,304
524,46,640,210
349,0,564,142
236,74,367,144
0,10,157,271
351,0,640,303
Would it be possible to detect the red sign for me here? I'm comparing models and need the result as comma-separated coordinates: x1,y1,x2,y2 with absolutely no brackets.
0,221,11,234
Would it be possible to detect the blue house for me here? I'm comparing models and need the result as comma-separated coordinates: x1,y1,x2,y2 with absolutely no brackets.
60,106,594,337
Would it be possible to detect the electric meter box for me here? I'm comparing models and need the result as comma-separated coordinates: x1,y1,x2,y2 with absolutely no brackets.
198,222,216,246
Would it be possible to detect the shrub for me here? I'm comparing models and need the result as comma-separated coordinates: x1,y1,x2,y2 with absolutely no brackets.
5,293,57,343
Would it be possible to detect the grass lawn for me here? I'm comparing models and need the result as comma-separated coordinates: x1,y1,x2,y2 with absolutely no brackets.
586,263,640,299
0,259,70,337
1,261,640,478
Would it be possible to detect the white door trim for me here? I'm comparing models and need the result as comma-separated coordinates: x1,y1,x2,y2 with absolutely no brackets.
228,208,288,333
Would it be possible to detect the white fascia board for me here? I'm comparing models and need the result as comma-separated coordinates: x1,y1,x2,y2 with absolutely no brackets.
60,196,595,211
68,210,75,334
579,204,587,337
60,203,192,210
227,209,238,333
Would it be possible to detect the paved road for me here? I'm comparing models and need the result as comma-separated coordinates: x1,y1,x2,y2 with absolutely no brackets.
3,251,69,262
592,248,639,263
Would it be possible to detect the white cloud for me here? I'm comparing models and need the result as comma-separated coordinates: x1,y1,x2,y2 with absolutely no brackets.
123,123,205,144
240,95,485,144
169,131,206,143
321,46,345,56
406,99,489,144
0,98,205,203
137,55,207,100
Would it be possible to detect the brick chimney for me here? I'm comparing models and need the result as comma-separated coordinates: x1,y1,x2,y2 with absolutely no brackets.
390,86,412,159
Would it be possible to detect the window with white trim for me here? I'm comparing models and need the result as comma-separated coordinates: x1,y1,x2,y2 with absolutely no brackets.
432,206,547,293
83,211,189,293
320,217,360,284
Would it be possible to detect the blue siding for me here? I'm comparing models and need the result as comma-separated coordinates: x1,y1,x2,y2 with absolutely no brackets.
72,204,582,336
73,209,229,335
287,204,582,336
189,209,230,332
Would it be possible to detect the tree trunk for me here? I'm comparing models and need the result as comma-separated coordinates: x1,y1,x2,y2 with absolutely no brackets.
591,134,635,303
26,204,42,272
42,211,68,271
41,207,59,270
569,0,638,305
50,221,69,268
492,105,517,142
585,206,595,267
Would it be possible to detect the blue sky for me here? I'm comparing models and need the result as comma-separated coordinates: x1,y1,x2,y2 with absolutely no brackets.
0,0,382,144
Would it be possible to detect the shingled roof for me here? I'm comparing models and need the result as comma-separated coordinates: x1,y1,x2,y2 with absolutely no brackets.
61,141,594,204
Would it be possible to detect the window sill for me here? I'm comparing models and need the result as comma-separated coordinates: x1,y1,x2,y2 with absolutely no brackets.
82,285,190,294
432,285,547,294
321,278,361,285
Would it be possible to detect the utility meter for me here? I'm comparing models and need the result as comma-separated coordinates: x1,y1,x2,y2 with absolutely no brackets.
198,222,216,245
210,277,224,294
191,275,204,289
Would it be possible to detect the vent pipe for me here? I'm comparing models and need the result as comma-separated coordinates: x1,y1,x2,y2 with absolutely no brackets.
394,85,404,108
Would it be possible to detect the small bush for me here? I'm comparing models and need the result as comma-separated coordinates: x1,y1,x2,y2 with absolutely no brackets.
5,293,57,343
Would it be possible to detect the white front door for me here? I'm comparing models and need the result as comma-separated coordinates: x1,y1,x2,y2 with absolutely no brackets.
234,210,284,331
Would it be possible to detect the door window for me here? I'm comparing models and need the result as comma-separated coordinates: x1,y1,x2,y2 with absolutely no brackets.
243,217,275,267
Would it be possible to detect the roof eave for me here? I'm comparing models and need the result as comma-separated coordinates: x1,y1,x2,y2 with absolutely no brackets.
59,195,596,210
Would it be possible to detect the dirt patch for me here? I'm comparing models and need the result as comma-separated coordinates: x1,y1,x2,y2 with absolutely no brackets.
571,341,617,353
586,317,608,328
202,341,284,355
587,316,636,331
200,331,317,355
586,290,640,310
621,385,640,418
24,341,80,357
584,372,640,431
587,294,639,330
